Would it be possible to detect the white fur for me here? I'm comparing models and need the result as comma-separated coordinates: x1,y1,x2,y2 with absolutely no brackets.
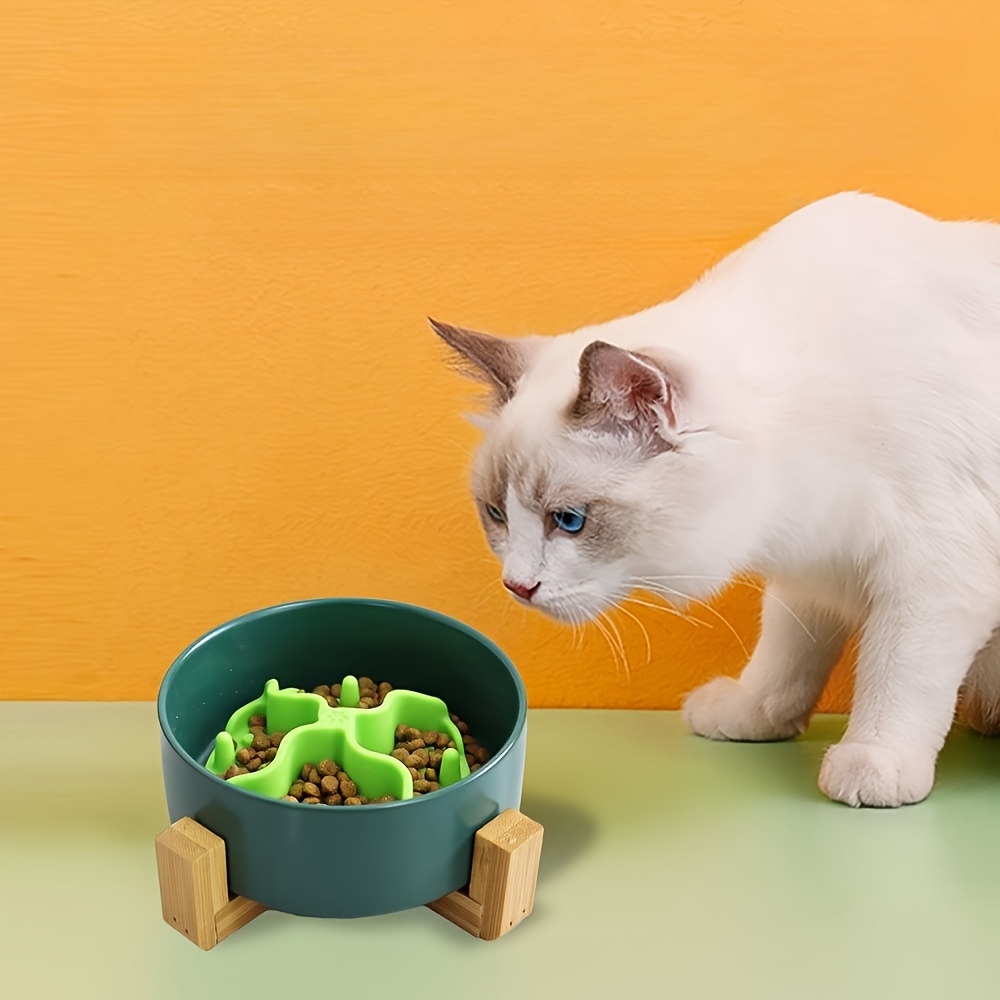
454,193,1000,807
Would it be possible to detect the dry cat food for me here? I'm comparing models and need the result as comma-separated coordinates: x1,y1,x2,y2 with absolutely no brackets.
283,758,392,805
220,678,490,805
311,675,391,709
221,715,283,779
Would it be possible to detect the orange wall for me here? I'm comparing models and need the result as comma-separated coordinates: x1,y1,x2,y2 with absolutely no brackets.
2,1,999,704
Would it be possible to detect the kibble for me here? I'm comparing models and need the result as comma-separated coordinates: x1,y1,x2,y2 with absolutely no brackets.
219,717,285,781
312,678,393,710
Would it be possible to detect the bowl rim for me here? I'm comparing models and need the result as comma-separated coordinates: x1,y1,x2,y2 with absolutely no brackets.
157,596,528,813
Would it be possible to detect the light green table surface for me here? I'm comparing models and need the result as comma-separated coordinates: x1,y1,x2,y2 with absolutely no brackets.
1,704,997,1000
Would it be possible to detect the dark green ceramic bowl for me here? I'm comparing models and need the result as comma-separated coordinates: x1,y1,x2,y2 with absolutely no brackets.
158,598,527,918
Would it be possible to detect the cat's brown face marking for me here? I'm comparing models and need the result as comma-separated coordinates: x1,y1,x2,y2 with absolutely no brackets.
472,439,511,512
465,416,650,622
574,498,634,559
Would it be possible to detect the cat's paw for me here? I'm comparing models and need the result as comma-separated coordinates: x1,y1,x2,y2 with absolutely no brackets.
818,742,935,807
683,677,807,742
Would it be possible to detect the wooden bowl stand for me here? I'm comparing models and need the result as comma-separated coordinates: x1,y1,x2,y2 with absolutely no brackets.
155,808,543,950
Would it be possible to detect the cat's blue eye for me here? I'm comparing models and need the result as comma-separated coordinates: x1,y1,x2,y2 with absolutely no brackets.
485,503,506,524
552,507,587,534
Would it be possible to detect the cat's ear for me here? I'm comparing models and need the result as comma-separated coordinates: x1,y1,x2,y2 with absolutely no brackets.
571,340,681,447
429,318,533,407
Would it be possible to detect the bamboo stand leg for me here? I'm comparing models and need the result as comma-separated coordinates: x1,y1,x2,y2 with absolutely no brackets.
155,809,543,949
427,809,544,940
154,816,267,950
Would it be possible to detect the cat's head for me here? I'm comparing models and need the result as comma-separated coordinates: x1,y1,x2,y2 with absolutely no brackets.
432,318,750,622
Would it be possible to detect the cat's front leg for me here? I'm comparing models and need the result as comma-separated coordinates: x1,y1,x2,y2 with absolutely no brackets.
819,591,999,807
683,584,848,741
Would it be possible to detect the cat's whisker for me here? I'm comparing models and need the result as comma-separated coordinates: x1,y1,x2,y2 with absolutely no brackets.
637,573,817,643
599,610,631,682
589,614,619,678
593,612,629,682
627,578,712,626
618,590,701,635
566,607,587,653
613,601,652,666
621,589,710,630
634,579,750,660
829,622,852,643
759,595,817,643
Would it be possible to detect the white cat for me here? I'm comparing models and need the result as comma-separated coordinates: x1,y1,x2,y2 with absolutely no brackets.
433,192,1000,807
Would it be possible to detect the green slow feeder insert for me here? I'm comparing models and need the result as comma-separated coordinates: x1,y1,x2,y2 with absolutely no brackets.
205,675,469,801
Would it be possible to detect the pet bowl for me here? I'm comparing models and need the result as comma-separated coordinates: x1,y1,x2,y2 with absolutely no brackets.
158,598,527,918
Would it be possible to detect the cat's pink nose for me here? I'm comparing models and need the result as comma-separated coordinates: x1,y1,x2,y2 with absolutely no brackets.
504,579,540,602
